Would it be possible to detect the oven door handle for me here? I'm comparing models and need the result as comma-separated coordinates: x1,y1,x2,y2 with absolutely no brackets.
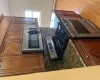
57,22,60,28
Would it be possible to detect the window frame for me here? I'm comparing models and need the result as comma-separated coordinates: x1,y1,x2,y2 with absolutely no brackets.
24,10,41,26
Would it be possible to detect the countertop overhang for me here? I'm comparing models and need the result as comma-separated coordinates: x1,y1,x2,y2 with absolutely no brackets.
0,66,100,80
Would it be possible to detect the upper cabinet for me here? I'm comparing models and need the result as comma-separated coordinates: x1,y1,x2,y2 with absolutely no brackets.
55,10,82,19
13,17,38,26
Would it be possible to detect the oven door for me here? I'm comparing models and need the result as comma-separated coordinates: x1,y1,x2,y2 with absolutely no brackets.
53,22,69,59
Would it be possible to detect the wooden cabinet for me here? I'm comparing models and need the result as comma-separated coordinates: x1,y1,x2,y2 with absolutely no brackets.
0,16,12,47
13,17,38,26
0,18,38,55
64,39,100,67
1,40,21,55
55,10,82,19
0,54,44,76
0,16,45,76
0,23,23,55
73,39,100,66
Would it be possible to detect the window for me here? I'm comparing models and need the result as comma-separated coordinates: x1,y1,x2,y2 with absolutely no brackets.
25,10,32,18
50,12,55,28
33,11,41,26
25,10,41,26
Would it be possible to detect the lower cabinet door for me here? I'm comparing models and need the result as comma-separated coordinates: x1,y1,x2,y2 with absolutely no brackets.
0,54,45,77
73,39,100,66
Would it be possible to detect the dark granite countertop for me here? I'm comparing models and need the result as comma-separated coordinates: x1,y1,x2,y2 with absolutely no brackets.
40,28,69,71
40,27,86,72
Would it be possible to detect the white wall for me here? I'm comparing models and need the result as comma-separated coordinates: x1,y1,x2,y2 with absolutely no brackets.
8,0,54,27
0,0,10,16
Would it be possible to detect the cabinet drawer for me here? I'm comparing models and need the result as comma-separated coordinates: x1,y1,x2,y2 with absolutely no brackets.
0,54,45,76
1,40,22,55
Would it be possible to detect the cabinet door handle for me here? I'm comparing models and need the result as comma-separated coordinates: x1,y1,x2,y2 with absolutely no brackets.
84,53,89,58
86,55,89,58
57,22,60,28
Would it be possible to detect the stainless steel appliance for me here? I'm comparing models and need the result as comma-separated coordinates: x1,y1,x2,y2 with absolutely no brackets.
46,36,58,59
22,26,43,53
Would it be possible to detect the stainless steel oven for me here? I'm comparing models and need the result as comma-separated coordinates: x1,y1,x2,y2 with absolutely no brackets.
22,25,43,53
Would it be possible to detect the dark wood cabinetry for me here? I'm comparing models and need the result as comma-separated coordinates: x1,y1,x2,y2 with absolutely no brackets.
73,39,100,66
55,10,82,19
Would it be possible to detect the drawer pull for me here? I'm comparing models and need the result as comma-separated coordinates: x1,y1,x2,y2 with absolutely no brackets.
86,55,89,58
